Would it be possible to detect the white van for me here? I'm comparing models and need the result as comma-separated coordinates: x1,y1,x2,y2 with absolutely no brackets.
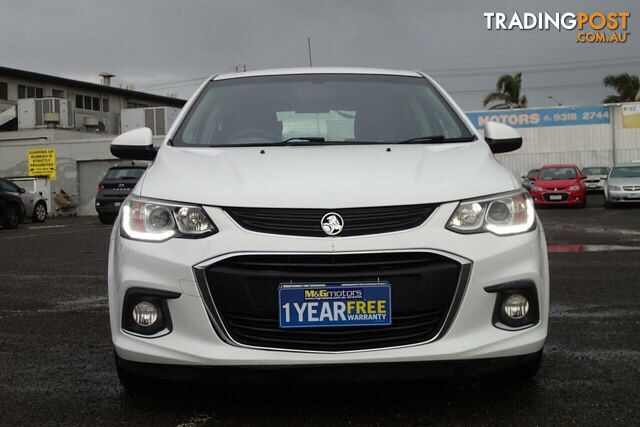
108,68,548,390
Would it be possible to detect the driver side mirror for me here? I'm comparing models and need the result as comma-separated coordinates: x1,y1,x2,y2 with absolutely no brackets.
484,122,523,154
111,128,157,160
18,187,25,194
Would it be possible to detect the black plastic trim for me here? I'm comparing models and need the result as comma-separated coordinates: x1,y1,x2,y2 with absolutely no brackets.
486,137,523,154
121,287,181,337
115,349,543,383
111,144,157,161
485,280,540,330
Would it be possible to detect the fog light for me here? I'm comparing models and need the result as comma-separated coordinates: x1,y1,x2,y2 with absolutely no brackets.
502,294,529,319
132,301,158,327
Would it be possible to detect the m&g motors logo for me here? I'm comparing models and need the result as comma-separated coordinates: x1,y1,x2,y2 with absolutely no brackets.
483,12,631,44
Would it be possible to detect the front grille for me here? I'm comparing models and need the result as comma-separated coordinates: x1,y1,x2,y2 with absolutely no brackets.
224,205,437,237
623,186,640,191
543,193,569,202
198,252,465,351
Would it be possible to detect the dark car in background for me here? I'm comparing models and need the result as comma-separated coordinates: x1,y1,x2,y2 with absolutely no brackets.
95,163,147,224
521,168,540,191
0,186,26,229
0,178,48,222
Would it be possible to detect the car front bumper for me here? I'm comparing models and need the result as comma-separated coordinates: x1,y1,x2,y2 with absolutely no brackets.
584,180,605,191
109,201,549,367
605,190,640,203
96,199,124,214
531,190,585,205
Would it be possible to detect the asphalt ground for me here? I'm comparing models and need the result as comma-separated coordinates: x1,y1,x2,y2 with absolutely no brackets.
0,193,639,426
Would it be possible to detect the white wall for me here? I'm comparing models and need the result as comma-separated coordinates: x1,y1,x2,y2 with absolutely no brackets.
490,105,640,177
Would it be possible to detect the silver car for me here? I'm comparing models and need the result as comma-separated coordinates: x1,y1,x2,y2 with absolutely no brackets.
604,164,640,207
0,178,48,222
582,166,610,191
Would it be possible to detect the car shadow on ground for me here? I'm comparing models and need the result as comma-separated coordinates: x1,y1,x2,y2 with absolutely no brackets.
115,374,546,424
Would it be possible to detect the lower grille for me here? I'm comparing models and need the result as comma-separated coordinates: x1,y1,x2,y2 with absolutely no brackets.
224,205,437,237
196,252,467,352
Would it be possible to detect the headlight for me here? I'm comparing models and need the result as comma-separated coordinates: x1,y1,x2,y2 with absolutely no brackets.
446,191,535,236
121,196,217,242
568,185,581,191
608,185,621,191
531,185,543,192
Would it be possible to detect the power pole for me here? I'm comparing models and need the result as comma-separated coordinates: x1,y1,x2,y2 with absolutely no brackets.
307,37,313,67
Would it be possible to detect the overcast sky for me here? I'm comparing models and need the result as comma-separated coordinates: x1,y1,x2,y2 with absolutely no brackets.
1,0,638,110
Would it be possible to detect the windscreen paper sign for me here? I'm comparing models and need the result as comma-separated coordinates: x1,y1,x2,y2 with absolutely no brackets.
279,283,391,328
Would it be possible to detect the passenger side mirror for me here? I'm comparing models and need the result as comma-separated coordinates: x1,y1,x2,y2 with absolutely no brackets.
484,122,522,154
111,128,157,160
18,187,25,194
580,175,588,180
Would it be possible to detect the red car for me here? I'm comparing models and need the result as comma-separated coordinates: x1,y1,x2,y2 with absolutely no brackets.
530,164,587,207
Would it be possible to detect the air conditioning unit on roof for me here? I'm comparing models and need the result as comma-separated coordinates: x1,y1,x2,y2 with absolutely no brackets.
17,98,74,129
120,106,180,136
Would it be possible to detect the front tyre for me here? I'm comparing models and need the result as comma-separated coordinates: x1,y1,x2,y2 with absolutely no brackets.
32,201,47,222
2,204,20,229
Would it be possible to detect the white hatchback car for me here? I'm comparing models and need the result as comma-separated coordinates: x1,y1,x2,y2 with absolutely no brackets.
108,68,548,390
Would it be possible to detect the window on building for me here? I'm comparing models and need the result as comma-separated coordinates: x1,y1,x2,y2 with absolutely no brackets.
92,97,100,111
126,101,150,109
75,94,83,109
0,82,7,100
102,98,109,112
84,96,91,110
18,84,44,99
52,89,65,98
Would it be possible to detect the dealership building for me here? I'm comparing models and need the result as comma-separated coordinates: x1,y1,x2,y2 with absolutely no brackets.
0,67,185,216
1,66,640,217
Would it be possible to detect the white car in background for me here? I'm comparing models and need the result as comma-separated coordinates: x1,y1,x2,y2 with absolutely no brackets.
107,67,549,391
582,166,610,191
0,178,48,222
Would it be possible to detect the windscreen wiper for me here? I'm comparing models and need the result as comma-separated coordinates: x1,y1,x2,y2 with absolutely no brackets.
395,135,476,144
271,137,326,145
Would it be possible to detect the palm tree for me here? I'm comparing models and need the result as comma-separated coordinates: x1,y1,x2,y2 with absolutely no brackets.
602,73,640,103
483,73,528,109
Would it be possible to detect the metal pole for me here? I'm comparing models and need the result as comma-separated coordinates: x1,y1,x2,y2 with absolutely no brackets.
307,37,313,67
610,105,617,166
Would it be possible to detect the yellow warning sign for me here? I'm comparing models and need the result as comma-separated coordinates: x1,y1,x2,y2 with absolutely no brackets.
27,148,56,180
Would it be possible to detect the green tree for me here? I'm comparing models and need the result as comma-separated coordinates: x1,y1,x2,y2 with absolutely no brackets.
483,73,528,109
602,73,640,103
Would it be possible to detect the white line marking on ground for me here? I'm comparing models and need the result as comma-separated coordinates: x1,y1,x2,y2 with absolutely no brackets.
26,225,67,230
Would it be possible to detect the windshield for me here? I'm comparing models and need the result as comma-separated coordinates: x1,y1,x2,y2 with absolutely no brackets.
104,168,145,180
539,167,578,180
610,166,640,178
172,74,474,147
582,167,609,175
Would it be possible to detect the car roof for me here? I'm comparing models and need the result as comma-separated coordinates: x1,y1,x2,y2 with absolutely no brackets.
541,164,579,168
213,67,424,81
613,163,640,168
